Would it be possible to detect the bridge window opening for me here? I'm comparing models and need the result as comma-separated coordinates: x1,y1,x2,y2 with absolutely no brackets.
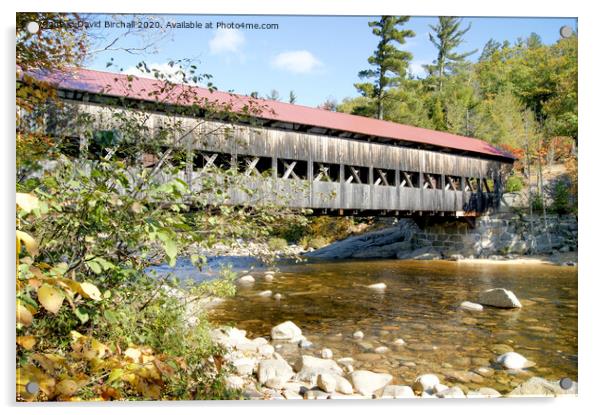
313,162,340,182
399,171,417,188
344,165,369,184
237,155,273,177
193,151,233,172
445,175,461,191
483,178,494,193
465,177,479,192
277,158,307,180
422,173,442,189
374,168,395,187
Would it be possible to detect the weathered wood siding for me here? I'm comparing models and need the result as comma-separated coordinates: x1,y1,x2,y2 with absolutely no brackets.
61,100,509,214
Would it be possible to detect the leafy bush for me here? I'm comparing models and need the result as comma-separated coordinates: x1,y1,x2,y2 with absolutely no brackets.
306,236,329,249
267,237,288,251
505,175,524,192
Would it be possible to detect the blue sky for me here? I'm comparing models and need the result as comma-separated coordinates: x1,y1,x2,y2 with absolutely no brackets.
84,14,577,107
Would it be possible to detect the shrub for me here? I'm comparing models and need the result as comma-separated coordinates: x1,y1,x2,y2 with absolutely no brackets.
267,237,288,251
505,175,524,192
305,236,329,249
551,180,572,214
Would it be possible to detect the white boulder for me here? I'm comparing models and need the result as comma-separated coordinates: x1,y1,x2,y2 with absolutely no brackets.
271,321,303,341
317,373,337,393
495,352,535,369
478,288,522,308
238,275,255,284
257,359,294,386
350,370,393,397
379,385,415,398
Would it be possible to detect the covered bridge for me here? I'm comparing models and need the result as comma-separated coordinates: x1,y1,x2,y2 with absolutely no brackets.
32,68,515,216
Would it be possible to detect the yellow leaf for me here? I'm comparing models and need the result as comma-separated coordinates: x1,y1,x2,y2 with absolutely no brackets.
16,193,39,213
17,303,33,326
107,368,124,384
124,347,142,362
16,230,39,257
17,336,36,350
79,282,102,301
56,379,78,397
37,284,65,314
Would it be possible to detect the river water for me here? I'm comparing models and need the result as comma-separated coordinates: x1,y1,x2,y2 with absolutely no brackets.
207,259,577,393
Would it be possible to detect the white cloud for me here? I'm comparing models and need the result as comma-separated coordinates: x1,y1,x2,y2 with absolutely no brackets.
271,50,322,74
409,61,428,79
122,62,197,84
209,29,245,54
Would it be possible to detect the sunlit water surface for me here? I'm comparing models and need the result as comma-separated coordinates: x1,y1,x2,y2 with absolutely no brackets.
202,259,576,392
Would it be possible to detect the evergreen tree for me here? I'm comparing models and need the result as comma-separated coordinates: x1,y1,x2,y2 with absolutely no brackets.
355,16,415,120
266,89,280,101
425,17,477,91
289,90,297,104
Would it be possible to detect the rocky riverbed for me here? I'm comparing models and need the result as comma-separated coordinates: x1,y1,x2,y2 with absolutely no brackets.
206,260,578,399
211,318,577,399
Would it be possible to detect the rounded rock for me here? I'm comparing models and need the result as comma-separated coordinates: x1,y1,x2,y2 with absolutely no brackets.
495,352,535,370
238,275,255,284
413,374,440,394
353,330,365,340
321,348,334,359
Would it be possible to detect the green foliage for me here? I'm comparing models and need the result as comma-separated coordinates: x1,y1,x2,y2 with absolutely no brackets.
550,180,572,214
424,17,477,91
267,237,288,251
355,16,415,119
303,236,329,250
505,175,524,192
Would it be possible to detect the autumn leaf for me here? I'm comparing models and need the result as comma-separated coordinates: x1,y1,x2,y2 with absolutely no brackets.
79,282,102,301
16,230,39,257
56,379,79,397
37,284,65,314
17,336,36,350
17,303,33,326
16,193,40,213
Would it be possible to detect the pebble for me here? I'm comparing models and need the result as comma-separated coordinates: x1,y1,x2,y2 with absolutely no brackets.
321,348,333,359
353,330,364,339
273,293,282,301
264,274,274,282
374,346,389,354
368,283,387,290
238,275,255,284
459,301,484,311
258,290,272,297
393,338,406,346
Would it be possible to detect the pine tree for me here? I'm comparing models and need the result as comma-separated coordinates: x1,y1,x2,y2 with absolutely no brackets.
355,16,415,120
288,90,297,104
425,17,477,91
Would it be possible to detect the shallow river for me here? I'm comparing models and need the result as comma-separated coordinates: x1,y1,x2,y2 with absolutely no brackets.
206,259,577,393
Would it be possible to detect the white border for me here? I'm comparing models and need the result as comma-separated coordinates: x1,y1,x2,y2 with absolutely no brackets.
2,2,599,415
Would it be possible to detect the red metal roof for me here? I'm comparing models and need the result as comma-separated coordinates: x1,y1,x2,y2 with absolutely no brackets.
32,67,515,161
